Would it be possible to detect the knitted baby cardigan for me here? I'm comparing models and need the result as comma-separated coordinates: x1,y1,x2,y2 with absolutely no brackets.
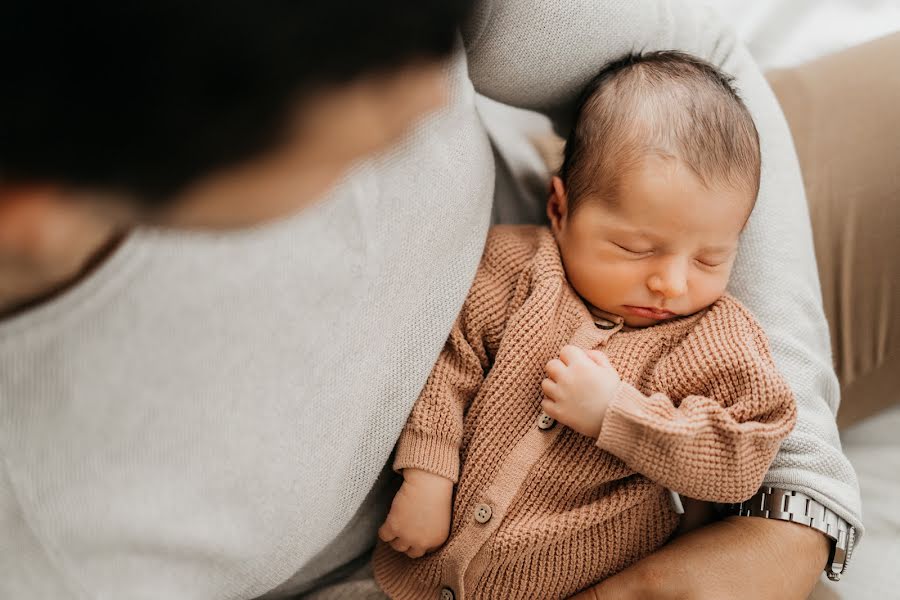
373,225,796,600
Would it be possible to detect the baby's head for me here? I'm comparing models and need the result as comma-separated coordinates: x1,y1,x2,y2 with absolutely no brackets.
548,51,760,328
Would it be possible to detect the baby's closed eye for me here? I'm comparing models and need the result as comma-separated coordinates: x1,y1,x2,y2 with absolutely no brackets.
611,241,653,255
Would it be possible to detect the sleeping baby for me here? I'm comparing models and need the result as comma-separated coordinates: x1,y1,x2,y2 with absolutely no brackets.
373,51,796,600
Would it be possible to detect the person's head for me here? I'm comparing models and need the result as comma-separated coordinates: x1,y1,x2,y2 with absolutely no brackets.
0,1,472,229
0,2,472,314
547,51,761,327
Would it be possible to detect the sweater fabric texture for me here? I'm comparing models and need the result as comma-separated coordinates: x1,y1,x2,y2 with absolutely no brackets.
373,226,797,600
0,2,860,598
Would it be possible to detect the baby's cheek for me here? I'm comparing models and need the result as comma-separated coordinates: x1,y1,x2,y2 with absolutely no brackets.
690,271,731,310
575,260,635,303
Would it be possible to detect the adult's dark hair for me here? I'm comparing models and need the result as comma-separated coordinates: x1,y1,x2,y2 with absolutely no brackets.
0,1,472,202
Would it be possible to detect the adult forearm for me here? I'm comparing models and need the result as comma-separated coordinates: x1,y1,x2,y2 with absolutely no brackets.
572,516,829,600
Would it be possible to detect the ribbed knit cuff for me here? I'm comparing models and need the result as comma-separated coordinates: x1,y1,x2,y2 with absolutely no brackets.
595,381,651,466
392,429,461,483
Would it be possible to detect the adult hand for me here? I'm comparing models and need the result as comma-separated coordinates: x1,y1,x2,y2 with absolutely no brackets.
568,513,829,599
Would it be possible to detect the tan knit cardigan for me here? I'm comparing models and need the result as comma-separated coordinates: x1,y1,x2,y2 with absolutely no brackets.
373,225,796,600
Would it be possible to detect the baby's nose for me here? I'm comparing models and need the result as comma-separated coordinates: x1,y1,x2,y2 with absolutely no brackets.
648,261,688,298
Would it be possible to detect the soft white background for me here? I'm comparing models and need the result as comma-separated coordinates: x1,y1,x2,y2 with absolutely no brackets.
712,0,900,69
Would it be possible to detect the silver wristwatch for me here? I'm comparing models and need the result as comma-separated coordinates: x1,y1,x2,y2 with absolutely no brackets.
720,486,856,581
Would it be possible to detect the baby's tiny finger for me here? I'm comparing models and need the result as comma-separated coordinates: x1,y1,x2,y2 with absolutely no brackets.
559,345,582,365
407,546,426,559
541,378,559,399
544,358,565,381
588,350,611,368
390,539,411,553
541,399,560,419
378,522,395,543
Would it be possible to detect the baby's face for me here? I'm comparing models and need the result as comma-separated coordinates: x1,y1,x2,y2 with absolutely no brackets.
552,155,753,328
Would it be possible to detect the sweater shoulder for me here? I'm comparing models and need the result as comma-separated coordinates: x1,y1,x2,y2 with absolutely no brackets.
696,294,768,341
650,295,787,403
667,293,775,370
479,225,548,280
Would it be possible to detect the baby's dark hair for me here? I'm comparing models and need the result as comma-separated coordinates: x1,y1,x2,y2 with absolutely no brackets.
559,51,761,212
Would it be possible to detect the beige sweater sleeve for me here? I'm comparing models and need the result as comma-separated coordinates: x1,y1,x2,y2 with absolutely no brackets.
392,227,535,482
597,297,797,503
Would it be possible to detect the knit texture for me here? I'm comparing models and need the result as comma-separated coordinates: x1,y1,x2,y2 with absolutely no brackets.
0,2,860,598
373,226,796,600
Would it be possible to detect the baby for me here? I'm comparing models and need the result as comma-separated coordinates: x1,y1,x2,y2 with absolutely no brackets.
373,51,796,600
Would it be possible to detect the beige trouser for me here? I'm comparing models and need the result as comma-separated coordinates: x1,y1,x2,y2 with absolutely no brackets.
767,33,900,430
769,33,900,600
301,34,900,600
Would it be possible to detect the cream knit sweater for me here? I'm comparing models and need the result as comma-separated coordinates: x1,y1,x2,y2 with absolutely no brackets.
373,226,797,599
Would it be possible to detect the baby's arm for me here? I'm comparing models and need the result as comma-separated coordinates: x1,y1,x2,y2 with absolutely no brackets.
379,227,530,557
542,298,796,503
598,300,796,503
378,313,486,558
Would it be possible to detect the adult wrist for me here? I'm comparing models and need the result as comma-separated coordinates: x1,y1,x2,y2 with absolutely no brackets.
720,487,852,581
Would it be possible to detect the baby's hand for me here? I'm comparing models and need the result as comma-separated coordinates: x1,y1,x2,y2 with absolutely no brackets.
378,468,453,559
541,345,621,439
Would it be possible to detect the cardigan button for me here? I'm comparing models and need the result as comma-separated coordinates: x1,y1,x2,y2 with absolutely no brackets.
594,317,617,330
440,586,455,600
474,503,493,524
537,412,556,430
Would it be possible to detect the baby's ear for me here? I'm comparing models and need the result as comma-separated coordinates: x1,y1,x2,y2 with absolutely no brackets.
547,176,569,234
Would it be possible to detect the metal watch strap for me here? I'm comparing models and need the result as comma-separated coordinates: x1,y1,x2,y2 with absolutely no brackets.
722,486,856,581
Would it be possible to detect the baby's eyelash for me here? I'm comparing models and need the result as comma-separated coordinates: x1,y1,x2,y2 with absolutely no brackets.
613,242,651,254
695,258,724,267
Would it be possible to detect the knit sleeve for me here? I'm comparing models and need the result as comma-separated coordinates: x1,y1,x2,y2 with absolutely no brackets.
596,298,797,502
393,226,536,482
